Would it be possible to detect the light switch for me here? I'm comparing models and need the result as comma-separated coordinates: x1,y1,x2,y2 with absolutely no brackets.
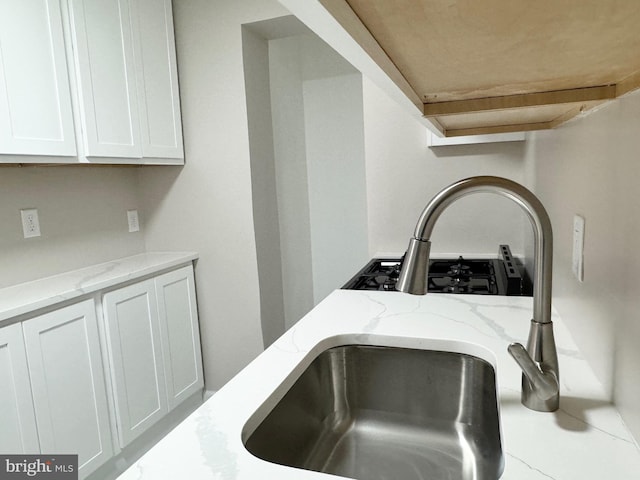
572,215,585,282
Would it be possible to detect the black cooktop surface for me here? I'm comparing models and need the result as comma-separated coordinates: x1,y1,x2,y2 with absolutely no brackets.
342,246,530,296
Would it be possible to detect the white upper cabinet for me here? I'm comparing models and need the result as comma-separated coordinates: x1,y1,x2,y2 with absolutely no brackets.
67,0,184,162
131,0,184,160
0,0,183,164
67,0,143,159
0,0,77,156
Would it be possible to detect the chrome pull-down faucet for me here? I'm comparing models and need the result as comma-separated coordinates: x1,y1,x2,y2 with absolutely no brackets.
396,176,559,412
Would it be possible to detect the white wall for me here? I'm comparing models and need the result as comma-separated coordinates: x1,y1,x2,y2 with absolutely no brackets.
362,79,529,259
268,35,315,329
525,90,640,440
304,73,368,303
268,33,369,329
242,23,286,348
0,166,144,288
139,0,289,390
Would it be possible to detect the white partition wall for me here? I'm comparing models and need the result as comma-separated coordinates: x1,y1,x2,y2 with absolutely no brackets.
251,27,369,331
303,73,368,304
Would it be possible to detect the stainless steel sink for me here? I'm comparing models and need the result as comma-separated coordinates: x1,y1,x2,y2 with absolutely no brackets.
244,345,504,480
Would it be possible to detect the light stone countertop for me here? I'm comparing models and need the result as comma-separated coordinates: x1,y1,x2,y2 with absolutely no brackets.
0,252,198,324
118,289,640,480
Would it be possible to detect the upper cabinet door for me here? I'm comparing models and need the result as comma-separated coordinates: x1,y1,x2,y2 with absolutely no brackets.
67,0,143,159
130,0,184,160
0,0,76,156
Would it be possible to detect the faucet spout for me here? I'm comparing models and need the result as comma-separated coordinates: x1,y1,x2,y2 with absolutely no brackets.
397,176,559,412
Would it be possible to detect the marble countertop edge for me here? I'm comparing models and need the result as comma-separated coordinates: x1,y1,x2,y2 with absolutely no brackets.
0,251,198,322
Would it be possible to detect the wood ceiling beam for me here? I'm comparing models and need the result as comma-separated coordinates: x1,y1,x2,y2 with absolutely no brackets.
423,85,616,117
445,121,554,138
317,0,425,112
616,69,640,97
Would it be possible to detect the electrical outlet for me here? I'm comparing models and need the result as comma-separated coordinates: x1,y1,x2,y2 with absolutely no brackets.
127,209,140,232
572,215,585,282
20,208,41,238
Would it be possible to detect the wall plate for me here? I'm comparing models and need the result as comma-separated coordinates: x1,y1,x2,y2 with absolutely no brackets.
127,210,140,232
21,208,41,238
572,214,585,282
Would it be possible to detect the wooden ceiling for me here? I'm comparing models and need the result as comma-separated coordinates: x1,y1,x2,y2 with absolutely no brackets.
317,0,640,136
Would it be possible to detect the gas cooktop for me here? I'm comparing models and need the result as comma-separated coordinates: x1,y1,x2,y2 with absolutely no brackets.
342,245,531,296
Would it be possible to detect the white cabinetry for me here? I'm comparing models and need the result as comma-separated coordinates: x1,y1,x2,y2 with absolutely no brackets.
103,279,169,447
0,0,76,156
156,266,203,409
67,0,183,162
131,0,184,160
22,299,113,478
0,255,202,477
103,265,203,447
0,323,39,454
67,0,142,159
0,0,183,164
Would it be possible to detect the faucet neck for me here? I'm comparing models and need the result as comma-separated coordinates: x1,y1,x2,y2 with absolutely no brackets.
406,176,553,324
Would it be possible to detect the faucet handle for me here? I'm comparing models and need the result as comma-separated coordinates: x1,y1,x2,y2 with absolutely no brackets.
508,342,559,405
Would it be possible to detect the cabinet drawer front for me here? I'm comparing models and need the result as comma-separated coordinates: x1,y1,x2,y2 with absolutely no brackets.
22,299,113,477
103,280,168,447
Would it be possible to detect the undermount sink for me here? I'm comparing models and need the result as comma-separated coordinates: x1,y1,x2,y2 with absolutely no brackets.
244,344,504,480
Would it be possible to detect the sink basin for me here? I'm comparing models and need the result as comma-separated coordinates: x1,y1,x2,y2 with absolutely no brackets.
244,344,503,480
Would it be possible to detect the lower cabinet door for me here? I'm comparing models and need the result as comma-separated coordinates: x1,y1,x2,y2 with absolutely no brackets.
103,279,169,447
155,266,204,410
0,323,39,454
22,299,113,479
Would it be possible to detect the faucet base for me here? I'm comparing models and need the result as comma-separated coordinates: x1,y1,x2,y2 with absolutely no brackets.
521,320,560,412
522,378,559,412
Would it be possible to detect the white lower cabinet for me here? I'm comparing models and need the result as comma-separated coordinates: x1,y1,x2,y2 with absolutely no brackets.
103,279,169,447
156,267,204,410
102,265,204,448
22,299,113,479
0,323,39,454
0,262,202,477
